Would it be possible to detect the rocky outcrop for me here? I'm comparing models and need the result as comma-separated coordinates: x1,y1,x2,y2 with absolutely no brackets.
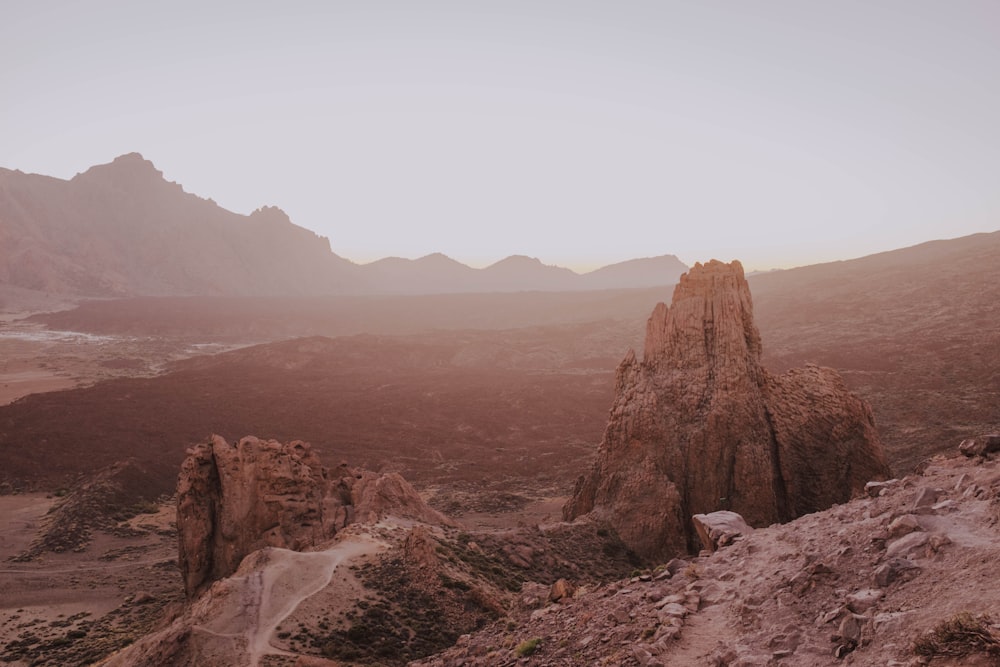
418,449,1000,667
177,434,449,597
564,260,890,561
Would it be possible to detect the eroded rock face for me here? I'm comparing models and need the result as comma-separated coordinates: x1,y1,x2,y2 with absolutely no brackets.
564,260,890,561
177,434,448,597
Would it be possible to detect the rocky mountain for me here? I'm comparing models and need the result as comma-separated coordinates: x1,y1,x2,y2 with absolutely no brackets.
0,154,355,296
564,260,890,561
0,154,687,299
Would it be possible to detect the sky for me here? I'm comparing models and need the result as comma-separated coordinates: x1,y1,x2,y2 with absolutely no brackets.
2,1,999,272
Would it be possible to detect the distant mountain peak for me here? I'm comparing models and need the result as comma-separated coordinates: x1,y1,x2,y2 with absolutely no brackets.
249,205,292,225
113,151,151,164
418,252,456,262
73,152,168,187
487,255,544,269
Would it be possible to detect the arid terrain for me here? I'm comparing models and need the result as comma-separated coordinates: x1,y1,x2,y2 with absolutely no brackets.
0,230,998,666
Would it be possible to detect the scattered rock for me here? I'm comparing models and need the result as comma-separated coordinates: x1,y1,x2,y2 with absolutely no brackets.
833,613,862,657
887,514,922,538
865,479,900,498
874,557,921,587
885,531,930,559
846,588,883,613
911,487,942,514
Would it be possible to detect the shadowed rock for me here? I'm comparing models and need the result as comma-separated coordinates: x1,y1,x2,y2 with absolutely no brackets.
564,260,890,561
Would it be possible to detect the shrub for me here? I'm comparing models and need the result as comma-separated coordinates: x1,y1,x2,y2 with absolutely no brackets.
913,612,1000,659
515,637,542,657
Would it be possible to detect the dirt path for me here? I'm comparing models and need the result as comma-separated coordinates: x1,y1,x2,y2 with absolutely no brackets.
665,603,731,664
246,545,371,665
188,535,383,667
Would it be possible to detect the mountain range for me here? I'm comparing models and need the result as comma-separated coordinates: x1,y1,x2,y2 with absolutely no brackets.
0,154,687,297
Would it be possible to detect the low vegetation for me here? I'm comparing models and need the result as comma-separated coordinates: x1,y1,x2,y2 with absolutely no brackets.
913,612,1000,660
515,637,542,656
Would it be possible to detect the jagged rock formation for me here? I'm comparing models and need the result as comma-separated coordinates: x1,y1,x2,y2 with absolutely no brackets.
564,260,890,561
177,434,449,597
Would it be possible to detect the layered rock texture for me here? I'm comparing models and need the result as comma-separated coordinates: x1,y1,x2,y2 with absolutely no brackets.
177,434,449,596
564,260,890,561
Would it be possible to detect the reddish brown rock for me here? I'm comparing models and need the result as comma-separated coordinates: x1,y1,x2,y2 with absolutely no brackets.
177,434,449,597
549,578,576,603
691,511,752,552
564,260,890,562
958,434,1000,457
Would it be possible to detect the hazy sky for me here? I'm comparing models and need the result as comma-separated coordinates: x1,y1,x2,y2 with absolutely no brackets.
3,2,999,271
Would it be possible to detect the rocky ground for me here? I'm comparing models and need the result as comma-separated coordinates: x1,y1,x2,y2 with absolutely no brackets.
11,438,999,667
416,442,1000,667
0,495,182,667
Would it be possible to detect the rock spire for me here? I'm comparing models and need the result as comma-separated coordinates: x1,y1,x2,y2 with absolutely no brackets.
564,260,889,561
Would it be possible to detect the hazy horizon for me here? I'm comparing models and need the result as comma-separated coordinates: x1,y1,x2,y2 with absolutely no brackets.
4,1,999,273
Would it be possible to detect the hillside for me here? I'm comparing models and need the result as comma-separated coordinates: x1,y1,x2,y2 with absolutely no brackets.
751,229,1000,473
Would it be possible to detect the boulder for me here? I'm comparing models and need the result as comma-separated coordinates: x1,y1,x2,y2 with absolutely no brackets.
549,578,576,603
959,434,1000,457
692,511,752,552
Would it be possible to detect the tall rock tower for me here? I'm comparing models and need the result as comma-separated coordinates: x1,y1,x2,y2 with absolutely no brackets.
564,260,889,561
